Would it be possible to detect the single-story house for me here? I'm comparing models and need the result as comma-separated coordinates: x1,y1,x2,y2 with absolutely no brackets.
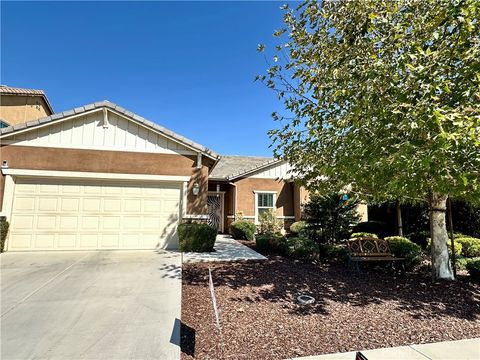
0,86,367,251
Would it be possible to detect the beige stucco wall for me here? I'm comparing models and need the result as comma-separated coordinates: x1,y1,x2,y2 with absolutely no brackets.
234,177,295,217
0,95,52,126
0,145,210,215
357,202,368,222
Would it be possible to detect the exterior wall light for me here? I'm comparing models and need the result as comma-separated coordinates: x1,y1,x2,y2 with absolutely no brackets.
192,182,200,196
216,184,220,197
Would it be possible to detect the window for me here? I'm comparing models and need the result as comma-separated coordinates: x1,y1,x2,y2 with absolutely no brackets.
256,192,275,217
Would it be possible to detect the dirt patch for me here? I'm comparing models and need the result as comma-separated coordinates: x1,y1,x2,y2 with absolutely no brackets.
181,257,480,360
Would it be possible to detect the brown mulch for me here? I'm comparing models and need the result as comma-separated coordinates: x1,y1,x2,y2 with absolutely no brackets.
181,256,480,360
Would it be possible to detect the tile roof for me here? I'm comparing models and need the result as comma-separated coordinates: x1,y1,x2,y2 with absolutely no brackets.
0,85,54,114
209,155,281,180
0,100,219,160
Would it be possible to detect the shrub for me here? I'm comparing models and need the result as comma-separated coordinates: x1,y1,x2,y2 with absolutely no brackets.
456,237,480,257
456,257,480,271
385,236,422,270
303,192,360,243
258,209,283,235
351,232,378,238
0,217,9,253
319,243,350,262
287,237,319,259
256,233,287,254
466,259,480,282
407,230,431,248
290,221,307,235
352,221,387,238
230,220,256,240
178,222,217,252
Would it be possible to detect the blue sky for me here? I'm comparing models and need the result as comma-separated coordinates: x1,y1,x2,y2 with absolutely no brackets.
1,1,289,156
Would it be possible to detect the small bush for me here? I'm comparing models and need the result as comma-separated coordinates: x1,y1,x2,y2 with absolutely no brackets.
319,243,349,262
230,220,256,240
290,221,307,235
385,236,422,270
456,237,480,257
352,221,387,238
178,222,216,252
466,259,480,282
256,233,287,254
456,256,480,271
287,237,319,259
407,230,430,248
258,209,283,235
0,217,9,253
351,232,378,238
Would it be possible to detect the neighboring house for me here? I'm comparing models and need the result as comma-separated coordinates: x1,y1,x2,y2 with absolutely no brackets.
0,87,366,252
0,85,54,127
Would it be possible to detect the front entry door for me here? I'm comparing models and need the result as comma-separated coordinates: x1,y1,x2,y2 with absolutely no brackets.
207,193,224,233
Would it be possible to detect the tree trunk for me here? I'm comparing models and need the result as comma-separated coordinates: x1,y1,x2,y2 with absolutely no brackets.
396,203,403,236
429,193,454,280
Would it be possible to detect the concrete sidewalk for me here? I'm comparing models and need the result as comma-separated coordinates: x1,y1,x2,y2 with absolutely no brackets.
289,338,480,360
182,234,266,263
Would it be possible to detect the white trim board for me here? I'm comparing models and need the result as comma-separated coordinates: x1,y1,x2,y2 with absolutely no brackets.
1,169,191,182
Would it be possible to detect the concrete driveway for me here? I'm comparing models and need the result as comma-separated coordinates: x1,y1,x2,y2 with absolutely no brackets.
1,250,181,360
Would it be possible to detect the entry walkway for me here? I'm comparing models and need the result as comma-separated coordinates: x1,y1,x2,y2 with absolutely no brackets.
290,338,480,360
182,234,266,263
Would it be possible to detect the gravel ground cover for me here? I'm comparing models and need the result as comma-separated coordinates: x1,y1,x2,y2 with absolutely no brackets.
181,255,480,360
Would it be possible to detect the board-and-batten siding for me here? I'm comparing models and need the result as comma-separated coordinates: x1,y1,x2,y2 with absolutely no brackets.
249,162,294,179
3,112,194,155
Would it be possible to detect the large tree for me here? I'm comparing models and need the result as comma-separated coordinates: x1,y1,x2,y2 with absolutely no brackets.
259,0,480,279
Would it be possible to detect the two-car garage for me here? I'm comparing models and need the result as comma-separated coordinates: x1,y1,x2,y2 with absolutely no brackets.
6,176,183,251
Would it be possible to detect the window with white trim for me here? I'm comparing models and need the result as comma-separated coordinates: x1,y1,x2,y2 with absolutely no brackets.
257,193,275,217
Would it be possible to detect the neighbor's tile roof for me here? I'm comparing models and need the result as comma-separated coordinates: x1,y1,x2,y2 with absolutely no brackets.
209,155,281,180
0,100,219,160
0,85,46,96
0,85,54,113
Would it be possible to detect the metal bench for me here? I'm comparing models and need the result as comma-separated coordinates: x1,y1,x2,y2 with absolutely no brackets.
347,237,405,273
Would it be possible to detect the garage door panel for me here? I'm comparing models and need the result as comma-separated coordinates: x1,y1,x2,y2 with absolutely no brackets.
79,234,99,248
15,182,36,194
104,199,122,212
38,198,58,211
57,234,76,248
61,198,80,211
101,234,120,248
9,234,32,249
123,216,141,229
13,197,36,212
35,234,55,249
83,198,101,212
103,216,121,229
37,216,56,229
39,183,60,194
11,215,35,229
8,178,181,251
59,216,78,230
125,199,142,212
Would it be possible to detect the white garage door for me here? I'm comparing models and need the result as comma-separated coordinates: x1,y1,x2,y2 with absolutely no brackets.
8,178,181,251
